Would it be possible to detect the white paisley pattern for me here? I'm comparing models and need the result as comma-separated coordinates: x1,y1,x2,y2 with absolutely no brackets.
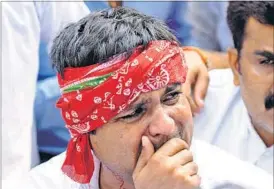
147,64,169,90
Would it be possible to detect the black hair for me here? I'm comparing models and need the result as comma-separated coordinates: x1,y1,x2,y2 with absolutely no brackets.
50,7,178,75
227,1,274,54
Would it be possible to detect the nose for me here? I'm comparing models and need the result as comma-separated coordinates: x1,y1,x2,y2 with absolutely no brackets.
147,107,176,143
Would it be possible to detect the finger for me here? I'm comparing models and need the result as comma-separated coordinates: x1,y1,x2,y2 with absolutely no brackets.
155,138,189,156
171,149,194,166
189,174,202,187
186,92,199,116
183,74,199,115
179,162,199,176
193,68,209,111
183,80,191,99
133,136,155,175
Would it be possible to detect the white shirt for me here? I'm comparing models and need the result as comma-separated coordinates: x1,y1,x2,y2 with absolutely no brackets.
19,139,273,189
2,2,89,188
194,69,273,174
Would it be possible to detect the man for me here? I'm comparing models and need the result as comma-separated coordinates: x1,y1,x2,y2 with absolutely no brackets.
2,1,90,187
193,1,274,174
21,7,272,189
35,0,204,160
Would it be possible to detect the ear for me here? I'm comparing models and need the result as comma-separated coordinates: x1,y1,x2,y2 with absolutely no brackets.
228,48,240,86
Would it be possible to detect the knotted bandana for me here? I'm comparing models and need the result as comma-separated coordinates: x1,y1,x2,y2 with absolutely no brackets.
56,40,188,183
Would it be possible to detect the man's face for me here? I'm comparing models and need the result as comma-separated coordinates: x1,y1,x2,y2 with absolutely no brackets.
229,17,274,133
90,82,193,181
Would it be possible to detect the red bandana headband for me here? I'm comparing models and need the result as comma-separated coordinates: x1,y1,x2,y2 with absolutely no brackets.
56,40,188,183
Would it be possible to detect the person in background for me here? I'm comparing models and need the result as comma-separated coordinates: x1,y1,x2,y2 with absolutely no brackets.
2,2,89,188
21,7,273,189
35,0,207,161
193,1,274,174
186,1,233,70
186,2,232,51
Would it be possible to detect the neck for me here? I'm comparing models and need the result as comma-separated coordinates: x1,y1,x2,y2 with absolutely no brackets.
99,164,135,189
108,1,123,8
252,121,274,147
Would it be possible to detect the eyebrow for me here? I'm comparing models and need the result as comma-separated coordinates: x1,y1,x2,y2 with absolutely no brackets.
255,50,274,59
121,83,181,113
164,82,181,94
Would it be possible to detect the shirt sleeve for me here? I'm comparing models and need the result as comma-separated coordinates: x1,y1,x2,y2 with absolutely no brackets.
2,2,41,188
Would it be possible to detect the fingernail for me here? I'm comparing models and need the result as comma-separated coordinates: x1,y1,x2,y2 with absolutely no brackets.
142,136,146,147
199,100,204,108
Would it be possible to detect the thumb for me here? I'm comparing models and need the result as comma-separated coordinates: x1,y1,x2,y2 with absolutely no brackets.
133,136,155,175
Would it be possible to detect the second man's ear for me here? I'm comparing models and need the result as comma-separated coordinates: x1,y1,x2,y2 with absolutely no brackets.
228,48,240,86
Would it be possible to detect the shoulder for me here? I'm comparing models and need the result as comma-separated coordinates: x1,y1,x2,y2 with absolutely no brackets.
20,153,75,189
195,68,238,116
205,68,237,102
208,68,234,87
192,139,273,189
21,152,100,189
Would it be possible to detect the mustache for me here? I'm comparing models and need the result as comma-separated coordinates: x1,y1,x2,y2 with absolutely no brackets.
265,94,274,110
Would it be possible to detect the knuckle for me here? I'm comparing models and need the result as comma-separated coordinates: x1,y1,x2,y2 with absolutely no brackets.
163,159,174,170
185,150,194,161
192,163,198,172
173,168,186,180
170,138,187,148
192,175,202,187
150,155,164,166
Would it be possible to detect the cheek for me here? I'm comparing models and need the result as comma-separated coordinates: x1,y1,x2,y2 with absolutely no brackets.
169,96,193,144
241,58,273,87
170,96,193,125
240,64,269,100
90,122,144,173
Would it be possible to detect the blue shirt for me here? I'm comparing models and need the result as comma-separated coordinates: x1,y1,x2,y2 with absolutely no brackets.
186,2,234,51
35,1,194,154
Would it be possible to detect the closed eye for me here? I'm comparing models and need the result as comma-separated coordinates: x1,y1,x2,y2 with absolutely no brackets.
162,91,182,105
119,105,146,121
260,58,274,65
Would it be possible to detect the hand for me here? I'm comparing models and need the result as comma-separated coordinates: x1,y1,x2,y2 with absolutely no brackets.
183,50,209,115
133,137,201,189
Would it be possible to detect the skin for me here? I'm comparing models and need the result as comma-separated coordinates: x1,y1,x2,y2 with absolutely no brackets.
90,83,199,189
108,0,122,8
228,17,274,147
183,51,209,115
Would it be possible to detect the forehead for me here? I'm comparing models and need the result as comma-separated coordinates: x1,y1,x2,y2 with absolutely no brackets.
243,17,274,52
